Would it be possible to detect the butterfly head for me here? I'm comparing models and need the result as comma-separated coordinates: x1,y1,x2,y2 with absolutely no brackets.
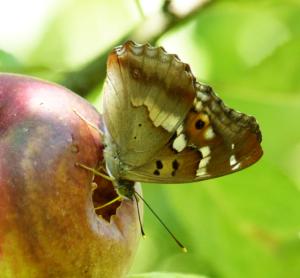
115,179,135,200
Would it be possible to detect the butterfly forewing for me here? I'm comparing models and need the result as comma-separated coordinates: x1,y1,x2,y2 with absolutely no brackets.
103,41,196,168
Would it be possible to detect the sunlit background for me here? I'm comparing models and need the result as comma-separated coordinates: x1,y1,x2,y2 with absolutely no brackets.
1,0,299,277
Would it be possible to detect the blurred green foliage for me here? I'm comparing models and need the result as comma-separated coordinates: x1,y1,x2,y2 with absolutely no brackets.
1,0,299,277
129,273,206,278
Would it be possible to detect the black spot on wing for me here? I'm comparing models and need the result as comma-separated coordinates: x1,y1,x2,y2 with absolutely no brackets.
172,159,179,170
153,169,160,176
156,160,163,169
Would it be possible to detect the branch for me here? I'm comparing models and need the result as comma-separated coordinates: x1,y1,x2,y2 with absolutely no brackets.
60,0,213,96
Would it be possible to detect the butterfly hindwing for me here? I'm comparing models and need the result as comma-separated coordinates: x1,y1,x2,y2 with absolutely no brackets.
123,83,262,183
190,83,263,180
124,143,203,183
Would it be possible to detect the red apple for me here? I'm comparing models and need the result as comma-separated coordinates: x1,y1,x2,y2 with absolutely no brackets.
0,74,141,277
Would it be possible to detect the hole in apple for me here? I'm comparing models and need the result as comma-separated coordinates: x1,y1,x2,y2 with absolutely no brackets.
92,175,121,222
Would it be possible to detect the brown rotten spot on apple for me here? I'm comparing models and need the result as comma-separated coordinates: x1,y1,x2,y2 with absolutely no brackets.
0,74,141,278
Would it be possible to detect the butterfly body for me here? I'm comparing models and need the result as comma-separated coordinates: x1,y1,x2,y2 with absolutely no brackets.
101,41,263,197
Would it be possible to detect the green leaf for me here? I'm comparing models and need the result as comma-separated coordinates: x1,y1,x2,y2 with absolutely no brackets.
0,50,22,72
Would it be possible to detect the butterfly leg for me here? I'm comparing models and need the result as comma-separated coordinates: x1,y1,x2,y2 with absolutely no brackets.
73,109,103,136
80,167,121,212
75,162,115,182
97,165,109,175
133,193,146,238
94,195,122,211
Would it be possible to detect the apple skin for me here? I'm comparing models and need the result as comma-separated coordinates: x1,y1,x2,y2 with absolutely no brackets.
0,74,141,277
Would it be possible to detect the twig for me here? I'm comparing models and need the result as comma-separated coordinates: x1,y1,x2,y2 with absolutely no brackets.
60,0,213,96
135,0,146,19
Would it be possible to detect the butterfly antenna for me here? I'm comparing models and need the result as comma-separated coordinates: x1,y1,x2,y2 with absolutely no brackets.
133,193,146,238
134,190,187,253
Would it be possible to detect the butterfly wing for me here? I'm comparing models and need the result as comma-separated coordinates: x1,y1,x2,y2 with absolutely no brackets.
123,83,263,183
103,41,262,183
103,41,196,168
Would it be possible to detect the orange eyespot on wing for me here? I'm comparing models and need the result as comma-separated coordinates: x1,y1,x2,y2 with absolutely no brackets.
184,110,220,147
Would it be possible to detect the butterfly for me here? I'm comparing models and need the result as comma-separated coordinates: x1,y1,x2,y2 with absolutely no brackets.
101,41,263,199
